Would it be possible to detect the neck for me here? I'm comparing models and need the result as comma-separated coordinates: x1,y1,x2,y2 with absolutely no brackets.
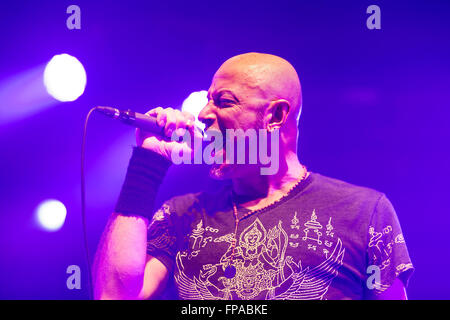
231,150,306,210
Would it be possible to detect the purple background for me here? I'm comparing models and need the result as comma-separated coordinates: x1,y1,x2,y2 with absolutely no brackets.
0,0,449,299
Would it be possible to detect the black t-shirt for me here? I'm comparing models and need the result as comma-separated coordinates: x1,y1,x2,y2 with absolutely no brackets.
146,172,414,300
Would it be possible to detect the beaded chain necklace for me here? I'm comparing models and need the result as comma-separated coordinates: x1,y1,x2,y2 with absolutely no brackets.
223,166,309,278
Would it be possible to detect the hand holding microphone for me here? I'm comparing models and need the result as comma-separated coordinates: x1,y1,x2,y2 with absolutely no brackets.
95,106,204,162
137,107,203,161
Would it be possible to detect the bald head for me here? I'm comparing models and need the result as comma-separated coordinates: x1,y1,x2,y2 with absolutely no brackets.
199,53,303,179
214,53,302,125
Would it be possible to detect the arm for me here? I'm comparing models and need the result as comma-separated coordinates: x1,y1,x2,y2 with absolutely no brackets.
93,107,198,300
374,278,408,300
365,277,408,300
93,213,168,300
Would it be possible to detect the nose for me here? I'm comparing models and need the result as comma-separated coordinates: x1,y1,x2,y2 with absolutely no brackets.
198,100,216,130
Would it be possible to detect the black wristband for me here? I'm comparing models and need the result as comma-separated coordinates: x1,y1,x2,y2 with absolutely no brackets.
115,147,172,219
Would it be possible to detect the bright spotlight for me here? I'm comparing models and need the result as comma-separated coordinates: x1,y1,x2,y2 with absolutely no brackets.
43,54,87,102
35,199,67,232
181,90,208,130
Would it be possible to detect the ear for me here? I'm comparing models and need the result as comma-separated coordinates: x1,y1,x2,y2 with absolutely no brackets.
264,99,290,132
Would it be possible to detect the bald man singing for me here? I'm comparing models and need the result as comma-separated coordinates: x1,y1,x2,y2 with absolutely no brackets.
93,53,414,300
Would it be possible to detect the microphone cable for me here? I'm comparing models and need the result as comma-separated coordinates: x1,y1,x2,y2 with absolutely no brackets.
80,107,98,300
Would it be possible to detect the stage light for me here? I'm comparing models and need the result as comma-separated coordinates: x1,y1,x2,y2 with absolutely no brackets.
35,199,67,232
43,54,87,102
181,90,208,130
0,64,56,125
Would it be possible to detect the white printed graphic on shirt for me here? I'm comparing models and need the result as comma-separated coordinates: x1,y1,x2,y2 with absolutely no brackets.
175,211,345,300
302,209,323,246
289,212,300,248
367,224,413,292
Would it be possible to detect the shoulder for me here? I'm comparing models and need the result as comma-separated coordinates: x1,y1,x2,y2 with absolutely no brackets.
302,173,397,240
306,172,387,208
310,172,384,199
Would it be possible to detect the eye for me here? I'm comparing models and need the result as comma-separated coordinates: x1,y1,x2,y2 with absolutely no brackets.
219,99,235,108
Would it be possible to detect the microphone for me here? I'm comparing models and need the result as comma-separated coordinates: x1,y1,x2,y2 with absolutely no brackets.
95,106,204,137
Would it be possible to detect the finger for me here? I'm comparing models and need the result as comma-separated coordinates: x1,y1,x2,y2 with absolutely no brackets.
181,111,195,124
178,109,194,128
156,110,167,128
174,110,189,137
136,127,158,146
146,106,162,117
145,107,167,128
164,108,177,137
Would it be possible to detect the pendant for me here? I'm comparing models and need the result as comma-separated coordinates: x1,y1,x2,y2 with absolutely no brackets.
224,265,236,278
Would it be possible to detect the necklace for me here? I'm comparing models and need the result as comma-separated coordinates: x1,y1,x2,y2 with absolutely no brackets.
223,165,308,279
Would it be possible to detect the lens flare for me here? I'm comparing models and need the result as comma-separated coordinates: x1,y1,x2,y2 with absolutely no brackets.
35,199,67,231
43,54,87,102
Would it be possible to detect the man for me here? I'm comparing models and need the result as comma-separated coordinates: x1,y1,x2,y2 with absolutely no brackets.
93,53,414,300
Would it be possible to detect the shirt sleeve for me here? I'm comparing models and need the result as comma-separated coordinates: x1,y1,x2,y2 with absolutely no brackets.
366,194,414,294
146,201,178,274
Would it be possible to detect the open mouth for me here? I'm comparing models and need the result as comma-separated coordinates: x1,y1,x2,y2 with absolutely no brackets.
203,128,227,162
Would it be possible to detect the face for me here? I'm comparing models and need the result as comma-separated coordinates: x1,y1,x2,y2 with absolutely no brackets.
198,64,268,180
246,233,259,246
